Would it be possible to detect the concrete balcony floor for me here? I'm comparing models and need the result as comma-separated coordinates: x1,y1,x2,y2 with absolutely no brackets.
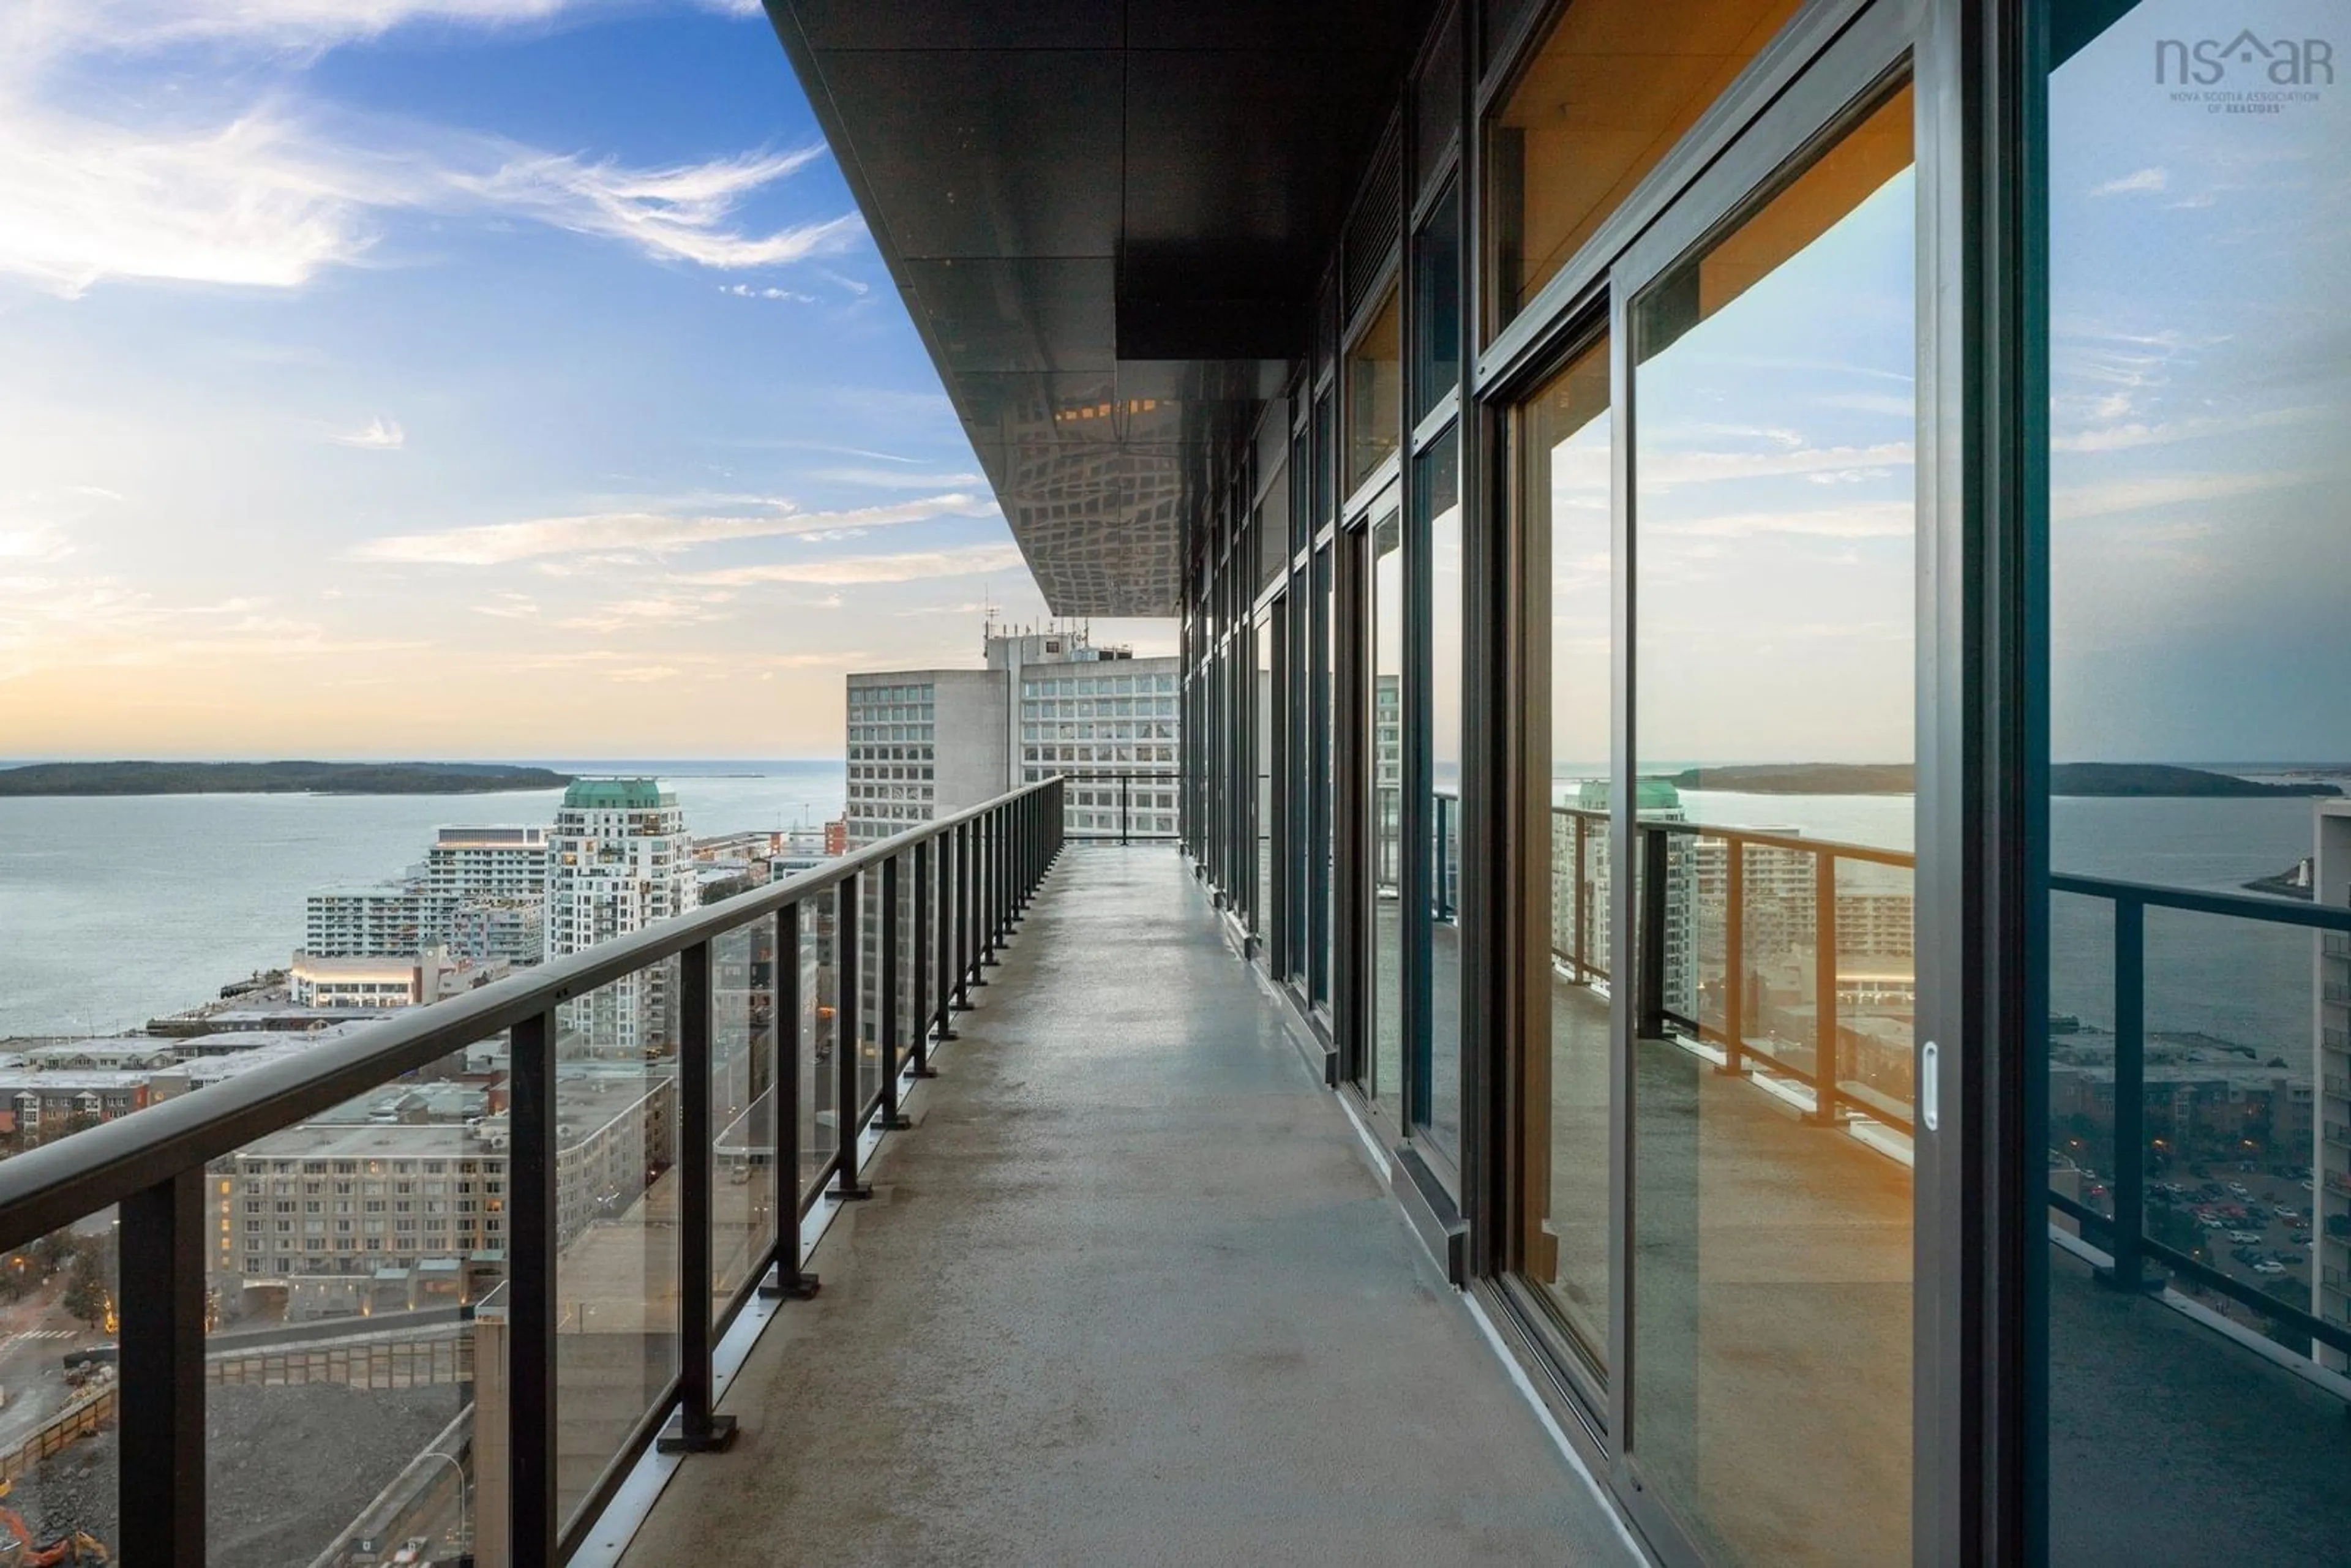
621,845,1635,1566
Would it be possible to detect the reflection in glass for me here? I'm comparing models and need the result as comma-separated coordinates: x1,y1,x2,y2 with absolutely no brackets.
1415,184,1463,423
711,923,775,1321
2043,3,2351,1558
1488,0,1802,336
1370,503,1406,1105
1315,542,1337,1007
802,894,837,1204
1517,337,1613,1375
552,959,681,1532
1423,427,1464,1158
1255,609,1275,945
1630,86,1914,1564
1348,291,1403,492
208,1036,501,1562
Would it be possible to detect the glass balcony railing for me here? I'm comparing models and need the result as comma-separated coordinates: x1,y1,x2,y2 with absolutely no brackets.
0,779,1062,1565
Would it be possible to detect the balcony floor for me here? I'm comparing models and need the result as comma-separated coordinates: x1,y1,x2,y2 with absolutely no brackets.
623,845,1635,1566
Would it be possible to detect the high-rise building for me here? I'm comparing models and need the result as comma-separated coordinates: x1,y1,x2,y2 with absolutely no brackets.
423,827,549,903
844,626,1180,847
549,779,696,1056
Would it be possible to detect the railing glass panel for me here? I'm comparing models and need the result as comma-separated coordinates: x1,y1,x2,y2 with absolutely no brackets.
206,1029,502,1565
800,891,839,1208
0,1205,117,1561
553,960,681,1534
709,922,774,1324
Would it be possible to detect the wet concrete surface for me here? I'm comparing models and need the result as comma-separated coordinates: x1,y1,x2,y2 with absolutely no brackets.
621,845,1635,1567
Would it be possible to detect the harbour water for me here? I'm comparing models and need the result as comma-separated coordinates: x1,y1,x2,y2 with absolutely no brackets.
0,762,2336,1058
0,760,844,1038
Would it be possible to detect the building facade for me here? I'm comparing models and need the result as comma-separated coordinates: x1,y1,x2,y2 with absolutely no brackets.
846,629,1179,847
549,779,697,1056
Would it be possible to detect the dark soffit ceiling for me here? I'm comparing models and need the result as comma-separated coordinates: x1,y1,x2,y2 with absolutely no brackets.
763,1,1429,616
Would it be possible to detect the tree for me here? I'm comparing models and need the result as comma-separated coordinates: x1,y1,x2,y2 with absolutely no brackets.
61,1268,108,1332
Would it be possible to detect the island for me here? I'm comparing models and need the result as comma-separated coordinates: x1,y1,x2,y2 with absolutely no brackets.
0,761,577,797
1665,762,2342,798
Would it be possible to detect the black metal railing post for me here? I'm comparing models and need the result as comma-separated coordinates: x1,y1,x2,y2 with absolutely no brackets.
507,1004,560,1563
662,941,737,1453
120,1167,206,1568
834,874,872,1201
2105,897,2151,1290
1638,823,1668,1040
1122,773,1132,846
911,839,938,1076
761,904,818,1299
1810,853,1843,1125
878,856,911,1130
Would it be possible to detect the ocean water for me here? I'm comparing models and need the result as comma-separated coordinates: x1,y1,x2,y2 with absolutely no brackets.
1,761,2334,1056
0,760,844,1038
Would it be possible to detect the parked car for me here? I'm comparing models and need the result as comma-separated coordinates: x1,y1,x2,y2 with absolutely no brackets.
2253,1261,2287,1275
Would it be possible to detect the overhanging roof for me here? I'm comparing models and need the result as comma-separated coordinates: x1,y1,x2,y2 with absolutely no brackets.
763,2,1430,616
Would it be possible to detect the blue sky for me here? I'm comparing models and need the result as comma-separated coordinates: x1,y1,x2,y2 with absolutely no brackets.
0,1,1165,759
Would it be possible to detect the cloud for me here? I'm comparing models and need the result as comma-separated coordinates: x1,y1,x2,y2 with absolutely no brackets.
352,492,1002,566
681,543,1027,587
448,146,863,271
2052,470,2314,523
0,1,576,61
1640,440,1915,488
722,283,817,303
0,92,857,297
556,593,735,633
810,467,987,489
1651,501,1916,540
328,416,405,450
470,593,538,620
2090,167,2169,198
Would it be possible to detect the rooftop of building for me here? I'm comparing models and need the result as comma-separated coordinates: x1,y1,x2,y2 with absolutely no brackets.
561,778,672,810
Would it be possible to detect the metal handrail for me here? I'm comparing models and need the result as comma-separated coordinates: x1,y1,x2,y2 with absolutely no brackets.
0,775,1065,1566
0,779,1059,1245
1057,769,1182,844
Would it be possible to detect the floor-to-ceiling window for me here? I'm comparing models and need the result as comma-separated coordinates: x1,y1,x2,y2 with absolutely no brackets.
1416,168,1466,1164
1368,497,1407,1109
1627,79,1916,1565
2037,2,2351,1559
1512,334,1614,1388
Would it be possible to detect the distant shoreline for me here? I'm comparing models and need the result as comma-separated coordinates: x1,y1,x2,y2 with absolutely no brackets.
1666,762,2343,798
0,761,577,798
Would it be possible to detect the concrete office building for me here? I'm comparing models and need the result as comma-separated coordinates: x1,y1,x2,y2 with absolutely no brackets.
846,627,1179,847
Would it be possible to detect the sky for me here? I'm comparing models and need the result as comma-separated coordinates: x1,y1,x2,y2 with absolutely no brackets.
2047,0,2351,764
0,0,1172,762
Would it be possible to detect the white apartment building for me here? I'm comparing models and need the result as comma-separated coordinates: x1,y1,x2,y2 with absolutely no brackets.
423,826,549,903
306,885,437,959
304,827,549,962
549,779,697,1056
